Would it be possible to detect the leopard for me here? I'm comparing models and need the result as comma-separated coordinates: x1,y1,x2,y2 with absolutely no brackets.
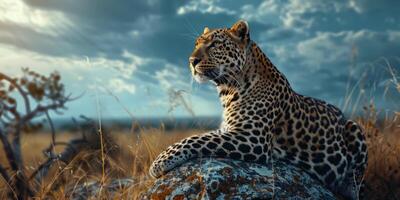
149,20,368,200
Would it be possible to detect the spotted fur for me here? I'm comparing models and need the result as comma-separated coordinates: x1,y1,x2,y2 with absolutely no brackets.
149,20,368,200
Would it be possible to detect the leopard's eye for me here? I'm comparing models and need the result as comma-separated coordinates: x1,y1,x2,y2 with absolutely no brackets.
209,41,216,48
209,40,222,49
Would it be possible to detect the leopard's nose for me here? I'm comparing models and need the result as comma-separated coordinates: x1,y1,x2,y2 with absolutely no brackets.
189,57,201,68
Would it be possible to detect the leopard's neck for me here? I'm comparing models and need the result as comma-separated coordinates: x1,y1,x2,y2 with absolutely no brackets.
216,42,294,131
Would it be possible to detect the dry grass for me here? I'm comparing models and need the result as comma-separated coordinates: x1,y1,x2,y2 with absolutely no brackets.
0,129,203,199
361,117,400,199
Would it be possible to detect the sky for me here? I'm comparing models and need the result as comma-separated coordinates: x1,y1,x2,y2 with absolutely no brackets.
0,0,399,119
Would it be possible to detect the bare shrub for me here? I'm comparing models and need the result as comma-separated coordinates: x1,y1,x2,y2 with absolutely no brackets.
0,68,74,199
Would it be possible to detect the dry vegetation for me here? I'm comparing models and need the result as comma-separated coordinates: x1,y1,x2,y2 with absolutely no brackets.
360,110,400,199
0,129,203,199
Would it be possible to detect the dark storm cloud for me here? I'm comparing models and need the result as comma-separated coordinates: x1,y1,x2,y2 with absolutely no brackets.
5,1,249,64
0,21,66,55
9,0,180,60
2,0,272,63
0,19,126,58
0,0,270,73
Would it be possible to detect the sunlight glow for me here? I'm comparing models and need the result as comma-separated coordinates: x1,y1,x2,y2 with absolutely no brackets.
0,0,70,34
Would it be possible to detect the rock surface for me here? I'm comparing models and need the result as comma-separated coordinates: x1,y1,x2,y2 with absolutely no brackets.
68,178,135,200
140,158,337,200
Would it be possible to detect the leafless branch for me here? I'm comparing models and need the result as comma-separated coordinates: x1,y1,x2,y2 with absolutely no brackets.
0,164,17,200
0,128,34,199
0,129,19,172
0,164,11,188
45,111,56,147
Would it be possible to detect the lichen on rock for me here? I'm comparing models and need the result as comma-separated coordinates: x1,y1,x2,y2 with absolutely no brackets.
140,158,336,200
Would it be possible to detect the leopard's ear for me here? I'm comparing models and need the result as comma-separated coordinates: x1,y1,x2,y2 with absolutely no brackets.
203,27,210,34
229,20,250,42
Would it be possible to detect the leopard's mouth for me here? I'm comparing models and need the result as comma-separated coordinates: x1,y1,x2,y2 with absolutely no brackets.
195,64,216,73
192,64,220,83
192,64,235,85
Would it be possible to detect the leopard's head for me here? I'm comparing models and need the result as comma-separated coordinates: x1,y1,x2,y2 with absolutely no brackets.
189,20,251,84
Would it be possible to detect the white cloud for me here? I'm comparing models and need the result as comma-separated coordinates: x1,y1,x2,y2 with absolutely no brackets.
259,29,400,96
297,31,350,68
347,0,400,14
0,45,143,92
240,0,321,30
177,0,235,15
85,50,145,79
297,30,400,69
129,14,161,38
240,0,282,25
154,63,188,90
108,78,136,94
240,0,367,30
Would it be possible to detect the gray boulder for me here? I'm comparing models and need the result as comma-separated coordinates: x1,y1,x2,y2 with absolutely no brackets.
140,158,337,200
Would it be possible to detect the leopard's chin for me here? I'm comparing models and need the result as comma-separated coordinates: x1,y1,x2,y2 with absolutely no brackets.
193,74,210,83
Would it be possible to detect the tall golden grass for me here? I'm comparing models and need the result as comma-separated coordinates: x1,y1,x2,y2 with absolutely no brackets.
0,129,203,199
